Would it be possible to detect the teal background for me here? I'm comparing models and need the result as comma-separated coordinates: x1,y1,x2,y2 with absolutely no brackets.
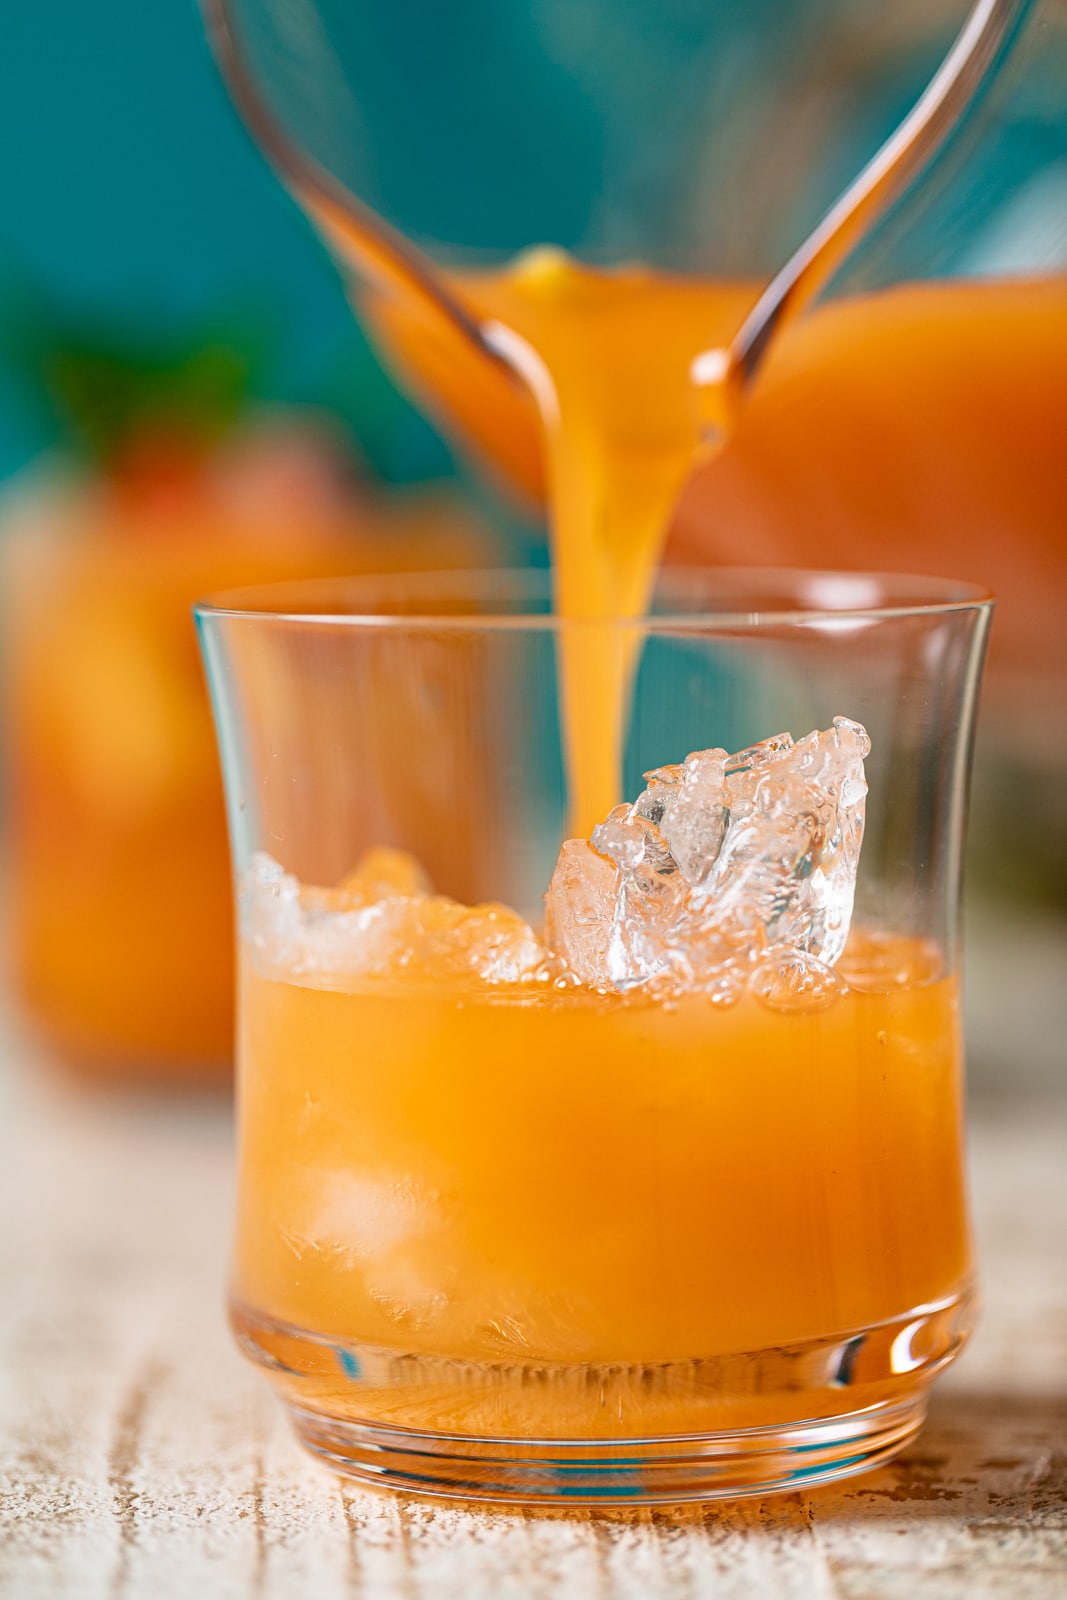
0,0,454,484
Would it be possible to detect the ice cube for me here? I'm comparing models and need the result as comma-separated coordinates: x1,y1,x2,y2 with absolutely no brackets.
242,852,546,986
699,715,870,968
303,1171,448,1327
543,808,691,989
544,838,619,988
339,846,431,904
242,852,304,969
635,747,728,887
411,899,546,983
311,1171,431,1259
724,731,796,776
593,810,689,989
544,716,870,998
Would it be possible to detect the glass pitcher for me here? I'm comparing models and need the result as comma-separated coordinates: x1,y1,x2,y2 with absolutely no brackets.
202,0,1063,453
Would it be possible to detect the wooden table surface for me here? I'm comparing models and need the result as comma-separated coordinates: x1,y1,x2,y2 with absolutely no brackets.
1,1003,1064,1599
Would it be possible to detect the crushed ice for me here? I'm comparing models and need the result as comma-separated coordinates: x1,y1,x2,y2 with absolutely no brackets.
244,716,869,1006
242,851,547,987
545,717,869,1006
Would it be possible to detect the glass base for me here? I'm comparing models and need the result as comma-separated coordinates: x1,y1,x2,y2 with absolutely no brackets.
233,1287,973,1503
287,1391,928,1504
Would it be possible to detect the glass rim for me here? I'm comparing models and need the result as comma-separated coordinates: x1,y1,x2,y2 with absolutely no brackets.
194,566,995,631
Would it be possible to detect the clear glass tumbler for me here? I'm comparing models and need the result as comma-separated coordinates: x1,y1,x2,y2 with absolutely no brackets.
197,567,992,1503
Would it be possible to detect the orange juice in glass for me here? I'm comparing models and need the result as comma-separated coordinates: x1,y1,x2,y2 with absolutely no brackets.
198,566,991,1501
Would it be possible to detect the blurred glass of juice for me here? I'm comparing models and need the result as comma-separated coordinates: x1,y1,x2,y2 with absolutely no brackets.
1,429,490,1080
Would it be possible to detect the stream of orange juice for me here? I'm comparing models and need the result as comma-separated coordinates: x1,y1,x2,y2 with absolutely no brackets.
362,247,753,835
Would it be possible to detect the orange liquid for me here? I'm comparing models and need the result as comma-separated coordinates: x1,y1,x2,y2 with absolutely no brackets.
364,249,753,834
234,938,970,1431
676,275,1067,711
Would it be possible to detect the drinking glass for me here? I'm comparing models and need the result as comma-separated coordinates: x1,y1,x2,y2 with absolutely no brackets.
197,566,992,1503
